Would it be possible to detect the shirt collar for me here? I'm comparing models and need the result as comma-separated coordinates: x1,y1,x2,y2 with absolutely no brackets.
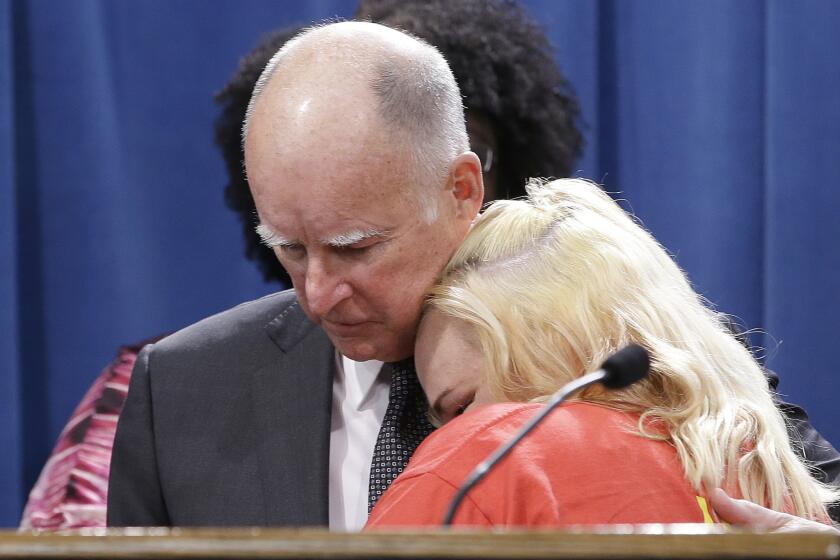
338,353,388,411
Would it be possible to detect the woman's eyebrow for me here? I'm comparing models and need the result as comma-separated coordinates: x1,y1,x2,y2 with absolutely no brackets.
429,387,454,419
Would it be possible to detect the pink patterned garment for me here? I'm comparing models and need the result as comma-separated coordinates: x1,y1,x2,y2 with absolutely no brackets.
20,338,161,530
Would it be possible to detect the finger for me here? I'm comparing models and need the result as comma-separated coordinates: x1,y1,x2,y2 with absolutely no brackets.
709,488,784,529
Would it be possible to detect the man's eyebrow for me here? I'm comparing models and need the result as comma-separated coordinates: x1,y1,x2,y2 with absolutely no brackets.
322,228,390,248
255,223,294,248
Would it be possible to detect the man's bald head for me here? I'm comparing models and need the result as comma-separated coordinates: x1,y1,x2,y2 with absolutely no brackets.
243,21,469,213
241,21,483,361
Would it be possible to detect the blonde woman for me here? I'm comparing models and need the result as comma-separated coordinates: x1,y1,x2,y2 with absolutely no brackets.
367,179,837,527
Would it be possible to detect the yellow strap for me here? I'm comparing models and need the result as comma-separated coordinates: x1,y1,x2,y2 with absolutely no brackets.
696,495,715,524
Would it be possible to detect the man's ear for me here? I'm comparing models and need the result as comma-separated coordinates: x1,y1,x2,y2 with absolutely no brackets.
449,151,484,221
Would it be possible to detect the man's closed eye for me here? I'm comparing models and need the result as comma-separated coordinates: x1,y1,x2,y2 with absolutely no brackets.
279,244,306,259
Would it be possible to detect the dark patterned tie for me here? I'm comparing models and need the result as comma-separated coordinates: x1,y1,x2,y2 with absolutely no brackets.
367,358,436,512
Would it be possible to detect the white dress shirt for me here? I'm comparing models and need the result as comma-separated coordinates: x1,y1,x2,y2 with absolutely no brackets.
328,354,390,531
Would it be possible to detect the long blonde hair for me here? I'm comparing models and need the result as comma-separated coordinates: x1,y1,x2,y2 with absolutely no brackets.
429,178,837,520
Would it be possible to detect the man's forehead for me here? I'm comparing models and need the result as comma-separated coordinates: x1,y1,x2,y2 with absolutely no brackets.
257,85,378,139
245,107,406,199
250,140,418,223
246,55,382,153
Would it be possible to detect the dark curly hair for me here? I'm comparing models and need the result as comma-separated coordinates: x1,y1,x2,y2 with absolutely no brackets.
214,0,584,286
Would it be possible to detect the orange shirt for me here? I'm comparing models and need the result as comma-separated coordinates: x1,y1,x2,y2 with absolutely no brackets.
367,402,715,528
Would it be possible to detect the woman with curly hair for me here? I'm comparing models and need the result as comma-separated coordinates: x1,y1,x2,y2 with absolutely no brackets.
367,179,838,527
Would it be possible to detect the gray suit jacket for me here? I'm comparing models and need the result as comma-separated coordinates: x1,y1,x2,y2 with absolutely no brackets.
107,290,335,526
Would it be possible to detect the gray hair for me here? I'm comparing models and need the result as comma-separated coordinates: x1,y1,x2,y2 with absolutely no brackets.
369,48,469,221
242,22,469,223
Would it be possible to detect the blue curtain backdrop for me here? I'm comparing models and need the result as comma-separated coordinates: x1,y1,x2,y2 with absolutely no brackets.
1,0,838,526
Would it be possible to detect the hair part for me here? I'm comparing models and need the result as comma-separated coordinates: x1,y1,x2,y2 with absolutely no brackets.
428,178,838,520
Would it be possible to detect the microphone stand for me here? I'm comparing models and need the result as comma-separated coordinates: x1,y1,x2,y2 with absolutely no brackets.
441,369,607,526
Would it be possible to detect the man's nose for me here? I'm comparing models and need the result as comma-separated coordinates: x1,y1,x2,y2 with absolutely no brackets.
304,257,352,318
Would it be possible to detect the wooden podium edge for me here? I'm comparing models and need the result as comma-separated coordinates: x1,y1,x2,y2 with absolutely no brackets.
1,524,838,559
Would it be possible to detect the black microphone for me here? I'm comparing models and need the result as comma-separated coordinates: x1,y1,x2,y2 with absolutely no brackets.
600,344,650,389
441,344,651,526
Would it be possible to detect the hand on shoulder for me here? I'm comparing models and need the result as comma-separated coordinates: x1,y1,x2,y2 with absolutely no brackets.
710,488,839,535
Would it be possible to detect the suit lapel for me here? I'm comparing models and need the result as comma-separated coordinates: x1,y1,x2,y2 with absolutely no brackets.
251,298,334,526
